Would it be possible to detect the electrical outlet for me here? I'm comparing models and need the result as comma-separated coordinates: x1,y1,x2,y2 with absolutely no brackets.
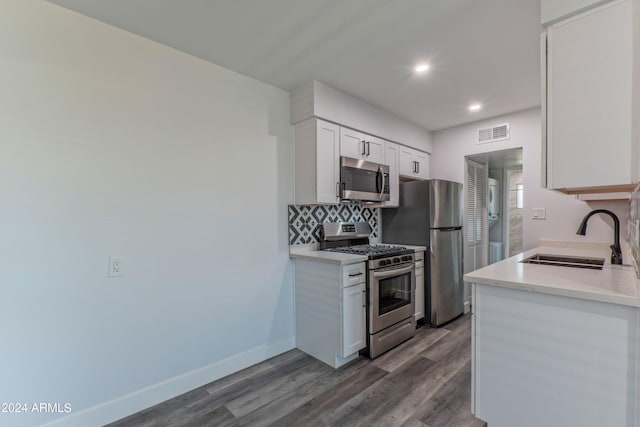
109,256,124,277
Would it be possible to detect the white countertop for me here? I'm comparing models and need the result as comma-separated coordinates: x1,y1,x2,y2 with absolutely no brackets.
289,244,427,265
464,245,640,307
289,246,367,265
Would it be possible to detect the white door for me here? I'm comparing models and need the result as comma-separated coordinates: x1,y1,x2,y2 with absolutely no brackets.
464,158,488,302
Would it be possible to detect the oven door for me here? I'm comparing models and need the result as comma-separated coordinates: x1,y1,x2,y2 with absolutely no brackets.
369,263,415,334
341,157,390,202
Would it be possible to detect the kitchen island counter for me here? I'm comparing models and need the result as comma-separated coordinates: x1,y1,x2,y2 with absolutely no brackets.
466,243,640,427
464,244,640,307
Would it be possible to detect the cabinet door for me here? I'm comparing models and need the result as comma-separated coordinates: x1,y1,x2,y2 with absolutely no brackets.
364,135,385,163
316,120,341,204
399,146,429,180
342,282,366,356
399,146,416,177
546,0,632,189
415,151,430,180
383,141,399,207
340,127,365,160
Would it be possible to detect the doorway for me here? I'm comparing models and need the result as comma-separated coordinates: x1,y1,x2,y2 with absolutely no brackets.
464,147,523,271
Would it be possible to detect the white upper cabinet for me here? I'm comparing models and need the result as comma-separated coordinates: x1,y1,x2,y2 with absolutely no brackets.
294,119,340,205
544,0,638,192
383,141,399,207
340,127,384,164
541,0,607,24
399,146,429,180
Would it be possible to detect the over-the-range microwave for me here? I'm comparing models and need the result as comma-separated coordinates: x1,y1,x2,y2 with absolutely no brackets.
340,156,390,202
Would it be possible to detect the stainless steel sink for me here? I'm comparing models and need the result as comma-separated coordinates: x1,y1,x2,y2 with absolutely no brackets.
520,254,605,270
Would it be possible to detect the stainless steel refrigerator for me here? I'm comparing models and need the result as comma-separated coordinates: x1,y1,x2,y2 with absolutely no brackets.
381,179,464,327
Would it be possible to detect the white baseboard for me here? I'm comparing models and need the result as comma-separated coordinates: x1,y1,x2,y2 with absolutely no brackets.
42,336,296,427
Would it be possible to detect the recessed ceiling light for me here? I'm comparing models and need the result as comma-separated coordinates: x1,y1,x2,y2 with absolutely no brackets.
415,64,430,73
468,103,482,112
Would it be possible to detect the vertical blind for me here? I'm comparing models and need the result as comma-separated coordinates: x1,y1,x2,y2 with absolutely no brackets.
465,159,487,245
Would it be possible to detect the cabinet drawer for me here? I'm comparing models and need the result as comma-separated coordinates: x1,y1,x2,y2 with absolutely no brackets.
342,263,366,287
414,251,424,262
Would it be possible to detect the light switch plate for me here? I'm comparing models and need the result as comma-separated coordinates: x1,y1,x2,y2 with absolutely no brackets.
532,208,546,220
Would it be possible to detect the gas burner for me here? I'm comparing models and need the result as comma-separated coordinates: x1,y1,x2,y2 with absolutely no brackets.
325,244,413,259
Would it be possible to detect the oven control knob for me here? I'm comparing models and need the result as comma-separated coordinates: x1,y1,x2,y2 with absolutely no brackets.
393,257,400,263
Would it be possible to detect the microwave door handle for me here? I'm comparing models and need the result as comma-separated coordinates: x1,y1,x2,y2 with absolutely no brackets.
378,166,386,200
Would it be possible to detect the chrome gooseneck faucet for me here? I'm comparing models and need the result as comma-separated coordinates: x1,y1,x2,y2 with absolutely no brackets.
576,209,622,265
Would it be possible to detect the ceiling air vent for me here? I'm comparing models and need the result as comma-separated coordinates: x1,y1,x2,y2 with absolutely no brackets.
477,123,510,144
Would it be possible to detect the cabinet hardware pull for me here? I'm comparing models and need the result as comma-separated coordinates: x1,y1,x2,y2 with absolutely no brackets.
361,140,366,156
349,272,363,277
379,165,386,200
413,161,417,173
362,289,366,308
416,161,420,174
336,181,340,198
366,141,370,156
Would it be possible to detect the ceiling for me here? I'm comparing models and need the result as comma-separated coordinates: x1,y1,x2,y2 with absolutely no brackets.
49,0,542,131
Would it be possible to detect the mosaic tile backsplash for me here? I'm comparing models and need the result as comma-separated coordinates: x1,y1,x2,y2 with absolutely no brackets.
288,204,379,245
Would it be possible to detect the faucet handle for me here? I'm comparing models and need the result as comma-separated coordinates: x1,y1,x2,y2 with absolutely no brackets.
610,244,623,265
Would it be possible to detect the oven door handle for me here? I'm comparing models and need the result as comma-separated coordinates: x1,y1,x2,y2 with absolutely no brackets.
372,264,414,279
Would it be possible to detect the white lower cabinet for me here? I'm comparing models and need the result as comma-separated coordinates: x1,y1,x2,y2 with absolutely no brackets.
471,283,640,427
414,251,425,321
294,259,367,368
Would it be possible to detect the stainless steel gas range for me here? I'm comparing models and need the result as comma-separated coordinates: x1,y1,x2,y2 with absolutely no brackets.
321,222,416,358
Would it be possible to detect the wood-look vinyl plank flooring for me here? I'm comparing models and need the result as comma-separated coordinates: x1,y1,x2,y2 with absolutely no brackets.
107,314,485,427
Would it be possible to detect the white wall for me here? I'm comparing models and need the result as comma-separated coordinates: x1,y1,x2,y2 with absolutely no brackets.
431,107,629,253
291,80,433,153
0,2,294,426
